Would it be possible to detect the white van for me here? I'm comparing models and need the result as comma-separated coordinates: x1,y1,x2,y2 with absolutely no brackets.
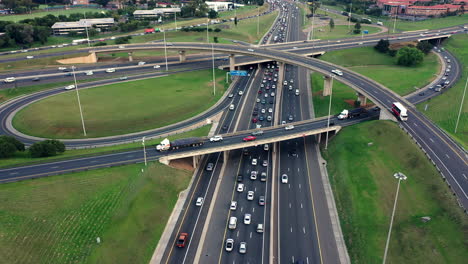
229,104,235,110
295,89,300,96
256,223,264,233
229,216,237,229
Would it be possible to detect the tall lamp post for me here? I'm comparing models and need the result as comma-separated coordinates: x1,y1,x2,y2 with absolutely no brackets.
71,66,87,136
382,172,407,264
163,27,168,71
325,75,334,150
142,136,147,166
211,43,216,96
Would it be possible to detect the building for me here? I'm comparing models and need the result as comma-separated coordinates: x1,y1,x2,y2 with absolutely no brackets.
205,1,244,12
376,0,465,16
73,0,89,4
406,4,464,16
51,18,115,35
133,8,181,19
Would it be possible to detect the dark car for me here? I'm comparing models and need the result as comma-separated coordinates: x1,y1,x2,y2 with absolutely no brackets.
259,116,264,121
222,125,228,130
32,77,40,81
237,174,243,182
243,148,251,156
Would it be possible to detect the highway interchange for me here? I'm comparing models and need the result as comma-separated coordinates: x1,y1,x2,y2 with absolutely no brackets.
0,1,467,264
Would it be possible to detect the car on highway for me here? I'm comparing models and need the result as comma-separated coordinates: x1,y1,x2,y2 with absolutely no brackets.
267,116,272,122
239,242,247,254
331,69,343,76
237,174,243,182
119,76,128,80
260,172,267,182
206,163,214,171
153,65,161,69
256,224,264,233
85,71,93,76
26,55,34,59
238,90,244,96
225,238,234,252
250,171,257,180
252,158,258,166
243,136,256,142
259,196,265,206
32,77,40,81
230,201,237,210
256,98,261,103
58,67,67,71
247,191,254,200
268,108,273,113
244,214,251,225
285,125,294,130
281,174,288,183
237,183,244,192
210,135,223,142
251,130,263,136
252,118,258,123
4,77,16,83
288,115,294,121
195,197,204,206
64,84,75,90
264,144,269,151
247,48,255,52
262,160,268,167
138,61,146,65
259,116,264,121
229,216,237,229
228,93,234,98
105,68,116,73
176,232,189,248
271,92,275,97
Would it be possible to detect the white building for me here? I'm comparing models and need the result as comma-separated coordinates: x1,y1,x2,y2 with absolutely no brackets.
51,18,115,36
205,1,244,12
133,8,181,19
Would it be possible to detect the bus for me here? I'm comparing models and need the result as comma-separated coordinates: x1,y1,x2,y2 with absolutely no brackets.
391,102,408,121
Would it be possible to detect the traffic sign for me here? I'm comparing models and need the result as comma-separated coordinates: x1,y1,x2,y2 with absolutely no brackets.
363,30,369,34
230,70,248,76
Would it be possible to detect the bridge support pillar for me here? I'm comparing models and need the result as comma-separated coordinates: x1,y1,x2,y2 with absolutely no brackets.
323,75,333,96
278,62,285,82
192,155,201,168
179,50,186,63
159,157,169,165
128,52,133,62
90,51,98,63
229,54,236,71
357,93,367,106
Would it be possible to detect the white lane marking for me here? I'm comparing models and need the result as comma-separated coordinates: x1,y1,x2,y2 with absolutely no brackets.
288,184,291,189
289,203,291,208
252,207,255,213
429,138,434,143
241,207,243,212
373,90,378,94
237,231,239,237
126,155,134,158
297,168,300,172
255,187,257,192
303,227,306,234
299,183,301,189
292,256,295,263
445,154,450,159
51,166,59,169
307,257,310,264
288,168,290,171
250,232,252,239
290,227,293,233
413,123,418,127
9,172,17,175
301,203,303,209
463,174,467,180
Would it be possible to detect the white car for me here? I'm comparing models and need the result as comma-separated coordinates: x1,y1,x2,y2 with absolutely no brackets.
64,84,75,90
153,65,161,69
3,77,16,83
250,171,257,180
281,174,288,184
58,67,67,71
251,158,258,165
285,125,294,130
261,109,266,114
85,71,94,76
210,135,223,142
239,242,247,254
256,98,261,103
225,238,234,252
230,201,237,210
228,93,234,98
247,191,254,201
195,197,204,206
244,214,251,225
237,183,244,192
138,61,146,65
238,91,244,96
106,68,116,73
268,108,273,113
262,160,268,167
118,45,125,49
26,55,34,59
247,48,254,52
331,69,343,76
271,92,275,97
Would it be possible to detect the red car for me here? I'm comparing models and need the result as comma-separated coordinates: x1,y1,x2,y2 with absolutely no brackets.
176,232,189,248
258,90,262,94
243,136,257,142
252,118,258,123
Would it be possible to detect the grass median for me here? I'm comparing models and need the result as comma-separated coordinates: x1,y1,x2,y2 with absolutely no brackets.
416,34,467,148
13,69,227,139
311,25,382,40
0,161,192,264
323,120,468,263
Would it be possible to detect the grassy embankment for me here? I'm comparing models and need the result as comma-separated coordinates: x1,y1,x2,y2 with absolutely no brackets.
323,121,468,263
312,46,439,116
311,25,381,40
0,125,211,169
416,34,467,148
0,161,192,264
13,69,226,139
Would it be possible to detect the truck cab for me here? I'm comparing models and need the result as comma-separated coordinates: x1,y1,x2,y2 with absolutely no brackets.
338,109,349,119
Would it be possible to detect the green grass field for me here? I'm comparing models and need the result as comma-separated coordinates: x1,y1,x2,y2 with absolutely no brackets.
311,25,381,40
394,14,468,32
320,46,439,95
0,8,100,22
13,69,226,139
0,161,192,264
323,120,468,263
416,34,467,148
0,125,211,169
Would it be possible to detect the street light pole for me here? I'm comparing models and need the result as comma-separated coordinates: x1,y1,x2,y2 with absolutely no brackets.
211,43,216,96
325,75,333,150
393,14,398,33
382,172,407,264
257,6,260,36
83,12,91,48
454,74,467,133
163,28,168,71
142,137,147,166
207,16,210,43
71,66,87,136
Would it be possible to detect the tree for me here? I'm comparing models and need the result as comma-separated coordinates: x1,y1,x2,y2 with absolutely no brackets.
213,36,218,43
234,17,238,26
416,40,433,55
329,18,335,31
353,22,361,34
33,26,50,44
29,139,65,158
0,141,16,159
308,1,321,14
5,23,34,46
0,136,25,152
94,0,111,7
374,39,389,53
397,46,424,66
208,9,218,19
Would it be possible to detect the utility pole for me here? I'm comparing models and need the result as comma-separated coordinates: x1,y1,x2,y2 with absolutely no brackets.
71,66,87,136
454,75,467,133
163,28,168,71
142,137,147,166
347,2,353,29
211,43,216,96
174,11,177,32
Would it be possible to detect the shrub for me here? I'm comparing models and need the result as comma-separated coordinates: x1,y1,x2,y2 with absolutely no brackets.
29,139,65,158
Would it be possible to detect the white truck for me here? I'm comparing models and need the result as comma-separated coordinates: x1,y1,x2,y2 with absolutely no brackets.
156,137,204,151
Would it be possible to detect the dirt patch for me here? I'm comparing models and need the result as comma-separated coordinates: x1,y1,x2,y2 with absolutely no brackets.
390,41,418,50
169,158,194,171
344,99,356,107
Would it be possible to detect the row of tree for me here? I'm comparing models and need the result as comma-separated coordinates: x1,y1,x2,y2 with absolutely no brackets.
374,39,433,66
0,136,65,159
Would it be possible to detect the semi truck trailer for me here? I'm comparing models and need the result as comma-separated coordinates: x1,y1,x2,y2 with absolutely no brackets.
156,137,205,151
